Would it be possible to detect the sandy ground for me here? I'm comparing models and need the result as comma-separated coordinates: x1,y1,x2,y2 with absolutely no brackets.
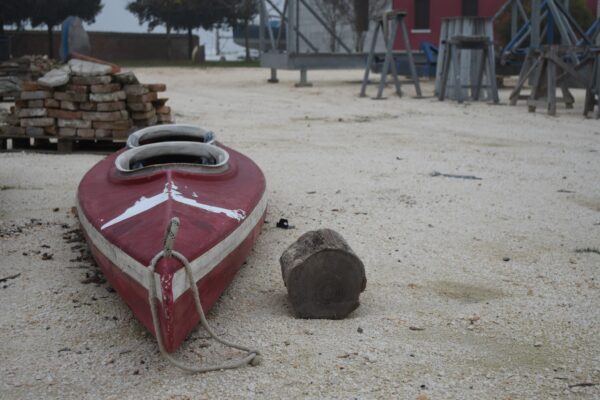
1,68,599,399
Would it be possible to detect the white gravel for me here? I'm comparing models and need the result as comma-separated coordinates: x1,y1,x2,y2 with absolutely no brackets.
1,67,599,399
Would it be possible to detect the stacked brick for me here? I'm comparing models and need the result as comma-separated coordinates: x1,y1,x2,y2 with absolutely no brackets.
2,65,173,141
124,82,172,128
0,55,61,100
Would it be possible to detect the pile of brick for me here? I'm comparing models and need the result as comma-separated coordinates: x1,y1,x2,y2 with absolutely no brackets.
2,59,173,140
0,55,61,99
0,55,59,81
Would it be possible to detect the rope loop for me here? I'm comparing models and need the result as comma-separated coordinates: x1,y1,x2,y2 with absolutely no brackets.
147,218,260,373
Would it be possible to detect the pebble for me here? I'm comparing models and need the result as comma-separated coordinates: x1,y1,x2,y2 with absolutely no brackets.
468,314,480,323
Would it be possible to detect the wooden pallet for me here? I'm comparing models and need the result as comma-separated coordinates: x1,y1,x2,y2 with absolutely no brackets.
0,135,126,153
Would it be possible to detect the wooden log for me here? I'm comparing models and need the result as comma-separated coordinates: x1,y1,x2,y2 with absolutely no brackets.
280,229,366,319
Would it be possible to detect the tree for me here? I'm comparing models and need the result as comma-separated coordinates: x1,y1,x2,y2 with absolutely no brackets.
342,0,389,52
227,0,259,61
170,0,231,59
0,0,33,35
127,0,231,60
310,0,351,52
311,0,389,52
127,0,178,60
29,0,102,59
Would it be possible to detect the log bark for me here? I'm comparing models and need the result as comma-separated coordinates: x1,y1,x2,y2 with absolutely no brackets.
280,229,366,319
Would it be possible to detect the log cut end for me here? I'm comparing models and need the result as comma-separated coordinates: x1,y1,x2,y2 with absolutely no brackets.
280,229,366,319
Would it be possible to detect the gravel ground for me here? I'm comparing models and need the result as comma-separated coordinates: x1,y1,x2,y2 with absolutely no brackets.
1,68,599,399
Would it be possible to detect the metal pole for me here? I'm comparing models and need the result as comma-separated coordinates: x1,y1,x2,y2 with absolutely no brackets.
359,21,381,97
376,15,400,98
296,0,300,53
286,0,296,53
547,0,575,45
266,0,319,52
511,0,518,40
531,0,541,48
517,0,529,22
275,0,288,50
268,68,279,83
216,29,221,56
399,15,422,98
261,0,277,50
595,0,600,53
493,0,513,21
259,0,266,54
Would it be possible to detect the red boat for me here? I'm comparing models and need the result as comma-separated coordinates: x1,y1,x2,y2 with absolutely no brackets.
77,125,266,367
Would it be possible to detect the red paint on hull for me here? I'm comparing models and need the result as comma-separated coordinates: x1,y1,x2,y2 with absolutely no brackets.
82,210,265,351
77,143,266,352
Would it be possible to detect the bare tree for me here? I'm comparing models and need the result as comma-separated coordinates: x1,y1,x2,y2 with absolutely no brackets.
344,0,389,52
310,0,351,52
310,0,389,52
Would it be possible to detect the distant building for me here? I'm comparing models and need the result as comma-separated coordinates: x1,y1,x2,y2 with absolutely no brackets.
392,0,598,50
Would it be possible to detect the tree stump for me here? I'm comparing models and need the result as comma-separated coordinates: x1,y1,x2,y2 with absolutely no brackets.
280,229,366,319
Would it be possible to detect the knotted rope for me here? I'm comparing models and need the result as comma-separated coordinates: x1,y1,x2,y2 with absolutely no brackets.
147,217,261,373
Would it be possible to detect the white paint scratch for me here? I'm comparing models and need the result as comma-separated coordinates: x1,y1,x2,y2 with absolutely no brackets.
100,180,245,230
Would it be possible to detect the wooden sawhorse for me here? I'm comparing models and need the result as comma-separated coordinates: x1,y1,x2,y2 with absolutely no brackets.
584,49,600,119
359,10,422,99
510,46,590,116
438,35,499,103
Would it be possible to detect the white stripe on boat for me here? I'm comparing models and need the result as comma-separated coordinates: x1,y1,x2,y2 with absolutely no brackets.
170,182,246,222
101,186,170,230
77,191,267,302
101,180,246,230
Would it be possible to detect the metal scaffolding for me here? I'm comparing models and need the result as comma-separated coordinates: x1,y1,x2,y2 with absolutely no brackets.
504,0,600,115
259,0,376,85
257,0,426,86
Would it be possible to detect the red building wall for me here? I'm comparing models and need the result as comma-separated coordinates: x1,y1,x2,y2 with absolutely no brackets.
392,0,598,50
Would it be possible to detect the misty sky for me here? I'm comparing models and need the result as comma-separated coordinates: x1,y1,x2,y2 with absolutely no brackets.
86,0,166,33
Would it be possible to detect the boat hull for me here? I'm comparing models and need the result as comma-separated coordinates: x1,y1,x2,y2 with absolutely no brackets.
77,143,266,352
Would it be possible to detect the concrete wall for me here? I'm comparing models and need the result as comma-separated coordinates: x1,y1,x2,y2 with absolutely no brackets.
6,30,202,62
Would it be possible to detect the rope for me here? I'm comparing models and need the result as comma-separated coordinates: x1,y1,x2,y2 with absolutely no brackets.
147,218,261,373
